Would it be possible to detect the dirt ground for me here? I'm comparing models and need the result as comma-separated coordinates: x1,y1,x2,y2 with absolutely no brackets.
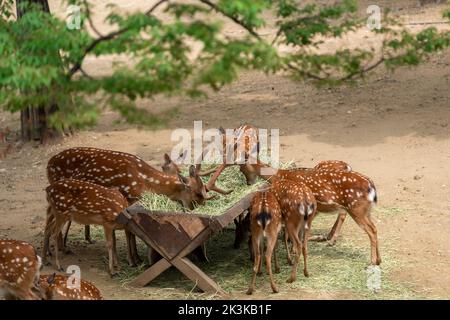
1,1,449,299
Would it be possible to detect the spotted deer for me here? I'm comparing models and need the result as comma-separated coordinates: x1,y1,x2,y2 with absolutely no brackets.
240,160,381,265
196,124,259,189
313,160,351,172
235,159,351,249
161,152,186,175
0,239,43,300
246,191,282,295
39,273,102,300
43,179,130,276
47,147,221,264
271,178,317,280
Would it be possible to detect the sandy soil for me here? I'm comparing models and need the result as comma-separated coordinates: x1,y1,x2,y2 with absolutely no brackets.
1,1,449,299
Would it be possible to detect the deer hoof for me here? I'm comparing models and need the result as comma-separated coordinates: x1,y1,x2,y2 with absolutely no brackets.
286,276,295,283
309,235,327,242
326,240,337,247
246,288,254,295
275,267,281,274
272,286,279,294
304,270,309,277
110,271,119,278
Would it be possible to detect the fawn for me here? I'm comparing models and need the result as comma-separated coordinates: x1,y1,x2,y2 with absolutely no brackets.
271,178,317,281
246,191,282,295
0,239,43,300
43,179,129,276
39,273,102,300
240,160,381,265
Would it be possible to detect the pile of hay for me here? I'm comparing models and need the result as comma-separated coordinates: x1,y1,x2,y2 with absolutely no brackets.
139,161,295,216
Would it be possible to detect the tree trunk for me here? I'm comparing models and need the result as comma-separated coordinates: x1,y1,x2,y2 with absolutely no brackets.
16,0,56,142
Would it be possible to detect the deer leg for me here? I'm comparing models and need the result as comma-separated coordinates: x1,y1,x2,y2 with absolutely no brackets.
257,239,264,276
85,225,94,244
273,238,280,274
104,226,117,277
62,220,71,248
52,216,66,272
59,222,73,255
284,227,293,265
302,227,310,278
125,231,135,266
247,235,254,261
286,223,301,283
42,210,54,264
349,204,381,265
246,234,261,295
192,245,209,263
112,230,120,269
326,211,347,246
265,234,279,293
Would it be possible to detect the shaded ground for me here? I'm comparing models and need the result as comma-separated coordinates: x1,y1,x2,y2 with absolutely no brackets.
0,1,449,299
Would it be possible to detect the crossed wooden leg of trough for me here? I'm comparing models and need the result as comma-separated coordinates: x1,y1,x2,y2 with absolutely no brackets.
124,219,224,294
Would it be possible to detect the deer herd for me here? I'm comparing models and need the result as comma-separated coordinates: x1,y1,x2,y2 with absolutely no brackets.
0,124,380,299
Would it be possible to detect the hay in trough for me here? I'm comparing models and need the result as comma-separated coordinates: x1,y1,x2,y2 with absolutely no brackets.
139,161,295,215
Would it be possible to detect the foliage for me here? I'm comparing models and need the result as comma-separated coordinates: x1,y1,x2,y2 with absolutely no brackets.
0,0,450,132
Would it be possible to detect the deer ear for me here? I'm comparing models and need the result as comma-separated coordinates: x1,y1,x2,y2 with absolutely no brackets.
47,273,56,285
189,165,197,177
163,153,171,164
177,173,188,186
218,126,225,135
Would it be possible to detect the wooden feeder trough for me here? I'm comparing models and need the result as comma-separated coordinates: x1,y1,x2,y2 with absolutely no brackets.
116,191,257,294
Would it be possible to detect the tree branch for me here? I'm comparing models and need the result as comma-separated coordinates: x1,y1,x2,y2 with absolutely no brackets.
67,0,168,79
79,66,94,80
198,0,263,41
82,0,103,38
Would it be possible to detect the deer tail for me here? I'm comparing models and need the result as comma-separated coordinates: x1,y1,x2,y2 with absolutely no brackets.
368,185,377,204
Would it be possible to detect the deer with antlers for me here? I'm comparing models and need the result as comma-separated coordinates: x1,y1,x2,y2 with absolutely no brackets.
239,160,381,265
43,179,129,276
47,147,223,264
195,124,259,188
39,273,102,300
0,239,43,300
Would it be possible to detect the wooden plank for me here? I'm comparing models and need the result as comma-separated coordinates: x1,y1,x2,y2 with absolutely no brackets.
172,257,224,294
133,213,212,259
214,191,255,229
175,227,213,260
118,209,170,260
130,258,171,287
